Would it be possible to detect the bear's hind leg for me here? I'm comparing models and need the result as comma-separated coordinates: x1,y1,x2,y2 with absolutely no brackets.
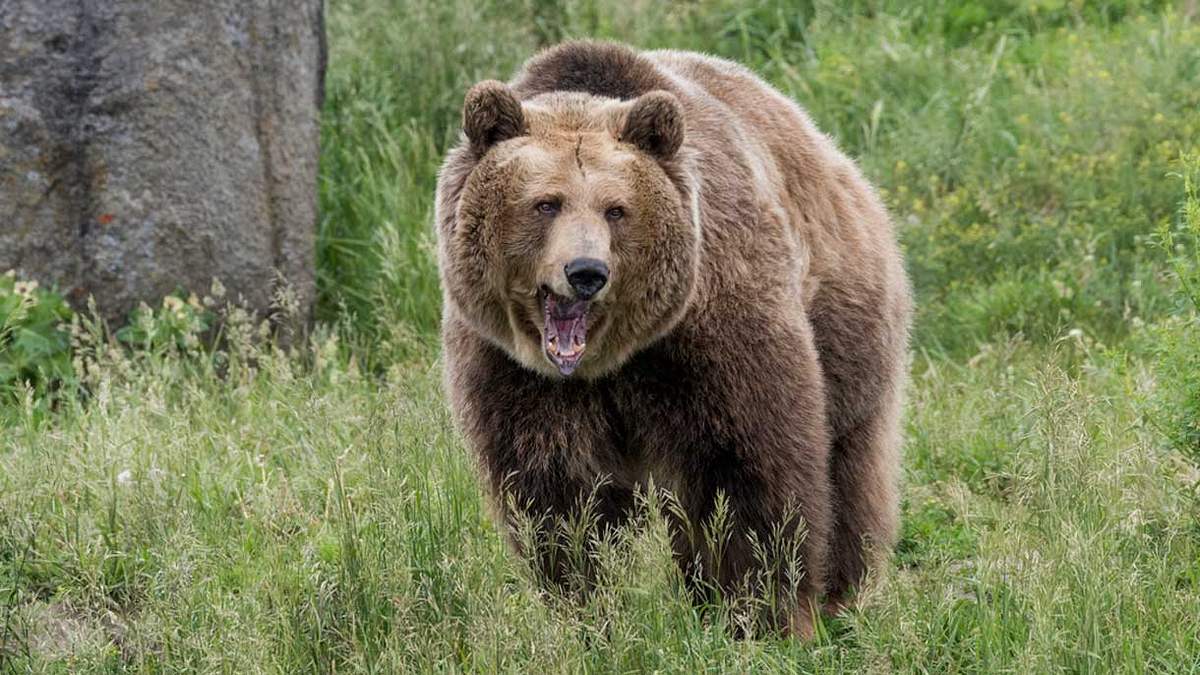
824,392,902,611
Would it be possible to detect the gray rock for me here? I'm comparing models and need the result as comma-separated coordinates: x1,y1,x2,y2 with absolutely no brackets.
0,0,324,326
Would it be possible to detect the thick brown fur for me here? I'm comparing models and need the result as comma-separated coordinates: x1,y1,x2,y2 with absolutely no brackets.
436,41,911,638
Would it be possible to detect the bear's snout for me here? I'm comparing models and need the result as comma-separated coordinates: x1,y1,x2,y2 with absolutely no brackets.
564,257,609,300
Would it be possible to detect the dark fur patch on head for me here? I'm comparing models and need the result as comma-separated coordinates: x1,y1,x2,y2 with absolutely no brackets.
463,80,526,153
511,40,669,101
621,91,684,160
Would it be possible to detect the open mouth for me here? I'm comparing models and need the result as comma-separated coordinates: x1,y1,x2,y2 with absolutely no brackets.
541,289,590,376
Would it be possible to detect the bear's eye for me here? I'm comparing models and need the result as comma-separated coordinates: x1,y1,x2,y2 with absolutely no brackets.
604,206,625,221
535,201,560,216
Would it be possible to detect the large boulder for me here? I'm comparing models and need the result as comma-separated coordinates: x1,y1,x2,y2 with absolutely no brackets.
0,0,325,325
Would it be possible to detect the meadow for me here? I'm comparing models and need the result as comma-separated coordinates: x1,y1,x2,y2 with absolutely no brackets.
2,0,1200,671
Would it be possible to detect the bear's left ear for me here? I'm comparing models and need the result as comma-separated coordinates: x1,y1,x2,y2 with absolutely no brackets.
620,91,684,161
463,80,526,152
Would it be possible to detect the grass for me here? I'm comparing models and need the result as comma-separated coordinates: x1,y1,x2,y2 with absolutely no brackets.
4,0,1200,671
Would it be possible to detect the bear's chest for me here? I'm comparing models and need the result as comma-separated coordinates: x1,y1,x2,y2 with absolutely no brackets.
599,341,732,472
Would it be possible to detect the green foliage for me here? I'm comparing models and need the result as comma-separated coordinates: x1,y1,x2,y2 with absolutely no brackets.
782,9,1197,353
114,292,212,354
0,272,74,400
1162,154,1200,322
920,0,1174,45
317,0,534,355
1147,154,1200,458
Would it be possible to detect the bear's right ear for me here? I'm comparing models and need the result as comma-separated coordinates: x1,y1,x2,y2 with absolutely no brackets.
463,80,526,152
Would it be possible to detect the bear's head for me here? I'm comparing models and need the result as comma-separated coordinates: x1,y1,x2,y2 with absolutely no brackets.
438,80,701,379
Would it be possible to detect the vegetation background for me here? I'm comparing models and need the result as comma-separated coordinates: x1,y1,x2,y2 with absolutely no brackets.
2,0,1199,671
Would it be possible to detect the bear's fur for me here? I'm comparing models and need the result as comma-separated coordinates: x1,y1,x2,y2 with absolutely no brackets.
436,41,911,638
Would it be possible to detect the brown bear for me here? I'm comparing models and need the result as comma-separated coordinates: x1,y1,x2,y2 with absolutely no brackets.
436,41,911,638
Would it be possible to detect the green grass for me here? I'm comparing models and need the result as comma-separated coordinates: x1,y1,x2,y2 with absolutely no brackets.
4,0,1200,671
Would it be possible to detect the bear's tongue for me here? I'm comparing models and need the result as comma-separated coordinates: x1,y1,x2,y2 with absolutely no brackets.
543,293,589,376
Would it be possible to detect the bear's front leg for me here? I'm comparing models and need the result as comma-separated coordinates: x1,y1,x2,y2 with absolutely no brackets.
642,320,833,639
496,456,636,597
680,427,832,639
444,328,635,596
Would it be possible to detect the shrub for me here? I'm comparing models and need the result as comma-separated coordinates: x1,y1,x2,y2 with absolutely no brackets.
0,278,220,416
115,292,212,354
1149,154,1200,458
0,272,74,400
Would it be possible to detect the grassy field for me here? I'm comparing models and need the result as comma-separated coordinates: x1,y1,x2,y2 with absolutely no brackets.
3,0,1200,671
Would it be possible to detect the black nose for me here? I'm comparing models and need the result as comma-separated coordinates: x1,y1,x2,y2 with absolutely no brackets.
564,257,609,300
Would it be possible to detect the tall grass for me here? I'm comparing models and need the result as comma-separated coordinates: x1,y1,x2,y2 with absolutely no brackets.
2,310,1197,670
3,0,1200,671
